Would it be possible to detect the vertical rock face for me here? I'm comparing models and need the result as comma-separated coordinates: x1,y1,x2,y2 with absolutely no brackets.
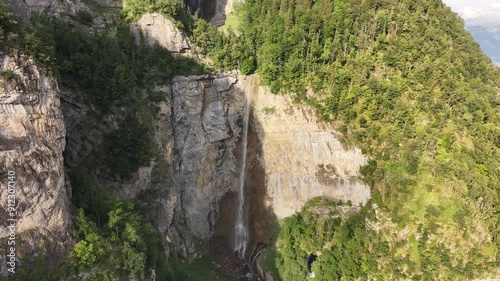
62,73,247,257
131,13,192,53
4,0,85,22
0,52,71,274
167,74,244,254
239,75,371,219
157,73,370,255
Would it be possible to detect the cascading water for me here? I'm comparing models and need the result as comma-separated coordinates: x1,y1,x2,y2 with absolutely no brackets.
234,91,250,259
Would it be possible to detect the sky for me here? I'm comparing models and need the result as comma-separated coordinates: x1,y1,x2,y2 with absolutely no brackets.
442,0,500,26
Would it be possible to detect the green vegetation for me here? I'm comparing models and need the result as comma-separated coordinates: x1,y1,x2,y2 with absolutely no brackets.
261,106,276,114
259,248,281,281
219,3,244,34
169,257,227,281
65,168,173,280
0,169,171,281
191,19,255,74
0,70,16,80
121,0,193,29
191,0,500,279
49,16,206,179
103,113,155,180
53,20,206,112
3,0,499,278
0,0,17,47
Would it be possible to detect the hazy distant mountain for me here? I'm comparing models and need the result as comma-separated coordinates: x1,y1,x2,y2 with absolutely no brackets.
466,25,500,65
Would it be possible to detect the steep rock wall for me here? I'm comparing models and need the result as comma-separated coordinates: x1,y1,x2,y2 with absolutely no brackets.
0,52,71,274
209,0,240,26
167,73,244,255
61,72,246,257
164,73,371,254
131,13,192,53
238,75,371,219
186,0,240,27
4,0,85,22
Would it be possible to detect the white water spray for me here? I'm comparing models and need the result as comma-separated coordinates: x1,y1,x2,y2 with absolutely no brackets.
234,91,250,259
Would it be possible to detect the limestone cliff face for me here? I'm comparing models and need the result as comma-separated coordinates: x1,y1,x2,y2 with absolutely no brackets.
138,73,370,255
166,73,245,255
186,0,240,27
0,52,71,274
238,75,371,219
131,13,192,53
4,0,84,22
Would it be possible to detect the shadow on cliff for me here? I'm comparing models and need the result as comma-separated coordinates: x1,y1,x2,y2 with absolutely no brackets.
209,81,281,281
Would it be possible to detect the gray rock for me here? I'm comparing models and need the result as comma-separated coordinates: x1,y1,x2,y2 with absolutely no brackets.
0,52,71,275
4,0,86,22
131,13,192,53
170,73,242,244
239,74,371,219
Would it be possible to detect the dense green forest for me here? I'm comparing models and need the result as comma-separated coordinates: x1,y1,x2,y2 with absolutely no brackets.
191,0,500,279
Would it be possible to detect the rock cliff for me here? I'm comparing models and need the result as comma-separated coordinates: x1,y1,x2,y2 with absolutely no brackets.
61,72,247,257
4,0,84,22
209,0,240,27
170,74,243,240
0,51,71,274
238,75,371,219
186,0,240,27
62,71,371,260
131,13,192,53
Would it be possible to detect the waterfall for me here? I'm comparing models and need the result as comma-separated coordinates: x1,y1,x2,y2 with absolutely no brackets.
234,90,250,259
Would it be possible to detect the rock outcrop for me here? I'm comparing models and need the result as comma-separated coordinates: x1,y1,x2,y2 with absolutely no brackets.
209,0,241,27
4,0,85,22
62,72,247,257
165,73,245,255
0,52,71,274
238,75,371,219
131,13,192,53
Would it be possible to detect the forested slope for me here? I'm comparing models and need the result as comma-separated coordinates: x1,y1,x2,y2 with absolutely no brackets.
193,0,500,279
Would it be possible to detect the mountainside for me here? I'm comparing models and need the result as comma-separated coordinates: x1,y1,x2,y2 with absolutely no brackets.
0,0,499,280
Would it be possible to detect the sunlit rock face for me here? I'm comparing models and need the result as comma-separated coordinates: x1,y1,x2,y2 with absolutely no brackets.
0,52,71,274
100,73,247,257
240,75,371,219
164,73,371,257
131,13,192,53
